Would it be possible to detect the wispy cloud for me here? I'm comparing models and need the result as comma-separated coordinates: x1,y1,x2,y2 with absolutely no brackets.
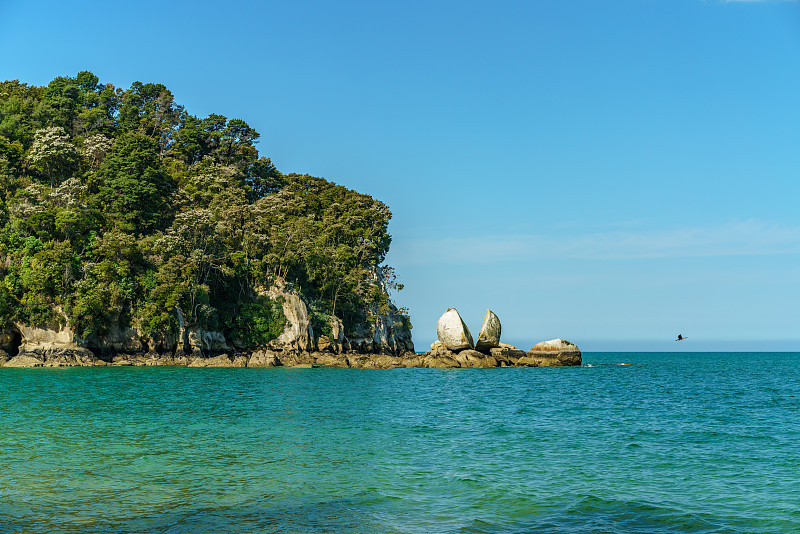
391,219,800,265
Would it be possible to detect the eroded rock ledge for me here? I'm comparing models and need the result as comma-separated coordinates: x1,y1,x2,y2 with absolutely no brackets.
0,347,474,369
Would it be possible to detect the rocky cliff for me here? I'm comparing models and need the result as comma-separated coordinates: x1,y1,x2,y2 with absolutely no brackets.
0,274,414,367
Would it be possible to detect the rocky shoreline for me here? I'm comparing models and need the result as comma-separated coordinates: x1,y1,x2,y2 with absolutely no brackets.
0,307,581,369
0,345,579,369
422,307,581,368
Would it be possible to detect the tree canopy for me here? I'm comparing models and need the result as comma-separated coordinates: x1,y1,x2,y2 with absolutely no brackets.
0,72,403,347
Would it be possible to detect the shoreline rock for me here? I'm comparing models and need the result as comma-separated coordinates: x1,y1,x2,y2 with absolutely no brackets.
0,344,581,369
518,338,582,367
475,309,501,353
436,308,474,351
0,306,582,369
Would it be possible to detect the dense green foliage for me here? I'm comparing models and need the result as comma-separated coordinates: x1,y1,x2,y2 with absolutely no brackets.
0,72,402,347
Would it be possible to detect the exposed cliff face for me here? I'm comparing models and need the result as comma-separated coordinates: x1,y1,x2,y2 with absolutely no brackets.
16,322,75,350
0,271,412,367
175,307,231,357
84,324,148,354
264,276,413,356
0,305,232,365
0,320,105,367
76,308,231,358
342,267,414,355
345,306,414,355
264,280,314,352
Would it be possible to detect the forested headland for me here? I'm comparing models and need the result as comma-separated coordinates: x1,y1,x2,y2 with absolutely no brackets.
0,71,409,357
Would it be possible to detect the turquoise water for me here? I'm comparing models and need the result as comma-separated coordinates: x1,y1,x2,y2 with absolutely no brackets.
1,352,799,533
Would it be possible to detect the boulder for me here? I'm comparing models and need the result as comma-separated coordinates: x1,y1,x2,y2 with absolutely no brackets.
280,352,316,368
0,349,8,366
430,340,446,351
489,346,525,366
188,353,245,367
427,340,456,359
475,309,501,353
401,353,425,368
317,335,333,353
423,354,461,368
368,267,415,354
454,349,498,368
347,307,414,355
4,353,45,367
518,338,582,367
313,352,349,368
348,353,404,369
248,350,282,367
112,354,147,366
3,346,105,367
42,347,106,367
436,308,474,351
187,328,230,354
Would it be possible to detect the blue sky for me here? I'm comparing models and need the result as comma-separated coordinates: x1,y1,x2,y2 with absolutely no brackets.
2,0,798,351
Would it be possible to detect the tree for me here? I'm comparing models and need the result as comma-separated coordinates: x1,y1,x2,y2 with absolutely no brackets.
81,134,113,168
118,81,183,149
246,157,285,201
35,76,81,131
89,132,175,233
26,127,79,188
0,73,406,348
69,230,141,337
220,118,259,165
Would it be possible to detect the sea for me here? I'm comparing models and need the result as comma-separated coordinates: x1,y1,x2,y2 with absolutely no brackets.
1,352,798,534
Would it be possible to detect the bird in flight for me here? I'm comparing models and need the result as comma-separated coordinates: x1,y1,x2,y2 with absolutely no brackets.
675,334,687,341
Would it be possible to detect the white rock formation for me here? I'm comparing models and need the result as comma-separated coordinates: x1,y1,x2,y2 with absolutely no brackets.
436,308,474,351
265,280,314,352
475,309,501,353
15,322,75,351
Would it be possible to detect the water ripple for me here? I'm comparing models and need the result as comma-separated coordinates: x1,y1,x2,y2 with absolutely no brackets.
0,353,798,533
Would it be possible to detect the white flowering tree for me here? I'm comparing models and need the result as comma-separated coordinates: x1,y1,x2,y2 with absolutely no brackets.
81,134,113,169
26,126,79,188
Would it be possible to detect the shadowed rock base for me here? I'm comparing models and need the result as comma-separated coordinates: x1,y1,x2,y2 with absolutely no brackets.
0,342,581,369
4,347,106,367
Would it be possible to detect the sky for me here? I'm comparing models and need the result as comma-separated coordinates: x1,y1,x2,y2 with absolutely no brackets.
2,0,798,351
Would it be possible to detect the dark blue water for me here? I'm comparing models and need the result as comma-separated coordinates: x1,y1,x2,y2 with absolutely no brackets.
1,352,798,533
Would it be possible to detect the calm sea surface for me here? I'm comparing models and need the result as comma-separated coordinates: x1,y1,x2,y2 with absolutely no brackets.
1,352,799,534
